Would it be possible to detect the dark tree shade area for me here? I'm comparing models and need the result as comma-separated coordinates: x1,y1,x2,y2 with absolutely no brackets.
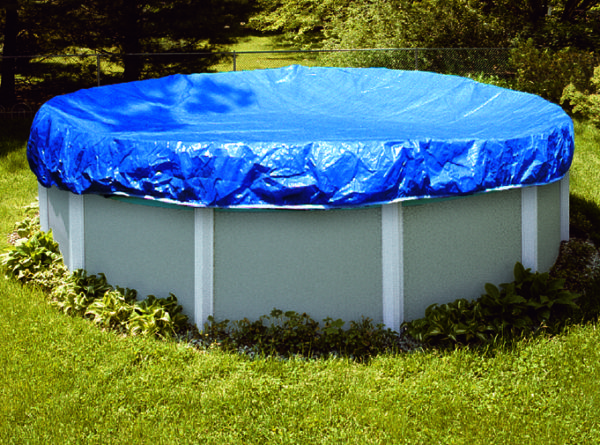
1,0,599,108
0,0,19,106
0,0,258,107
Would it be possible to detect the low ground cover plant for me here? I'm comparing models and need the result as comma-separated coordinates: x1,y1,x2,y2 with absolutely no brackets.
194,309,410,360
402,263,579,348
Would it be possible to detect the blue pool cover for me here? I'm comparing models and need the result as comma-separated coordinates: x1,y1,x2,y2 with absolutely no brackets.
28,65,574,209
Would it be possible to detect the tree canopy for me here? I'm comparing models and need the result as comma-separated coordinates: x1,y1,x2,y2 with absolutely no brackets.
251,0,600,50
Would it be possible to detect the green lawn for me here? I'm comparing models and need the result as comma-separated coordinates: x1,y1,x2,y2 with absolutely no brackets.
572,120,600,205
1,118,600,444
212,34,319,72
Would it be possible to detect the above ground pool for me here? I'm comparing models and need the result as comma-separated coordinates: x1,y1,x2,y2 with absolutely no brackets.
28,66,574,330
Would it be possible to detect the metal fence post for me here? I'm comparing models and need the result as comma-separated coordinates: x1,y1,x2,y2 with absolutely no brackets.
232,51,237,72
414,48,419,71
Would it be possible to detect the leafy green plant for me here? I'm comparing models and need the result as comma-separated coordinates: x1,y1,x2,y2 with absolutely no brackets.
562,65,600,128
1,206,71,292
85,288,137,330
342,317,400,359
200,308,407,360
50,270,114,316
483,262,578,329
509,40,597,103
403,262,579,348
403,298,489,346
1,230,63,285
128,294,188,338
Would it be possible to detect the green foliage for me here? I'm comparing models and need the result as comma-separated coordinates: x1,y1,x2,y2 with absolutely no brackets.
1,203,70,292
85,289,136,330
403,262,579,348
250,0,343,48
254,0,517,51
1,230,63,287
509,40,597,103
128,294,188,338
562,65,600,128
51,270,115,317
200,308,406,360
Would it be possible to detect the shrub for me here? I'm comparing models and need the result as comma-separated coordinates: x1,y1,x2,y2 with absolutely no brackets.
402,263,579,348
562,65,600,128
509,39,597,103
198,308,408,361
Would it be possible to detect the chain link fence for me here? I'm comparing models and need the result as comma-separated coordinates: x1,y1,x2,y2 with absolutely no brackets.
0,47,511,117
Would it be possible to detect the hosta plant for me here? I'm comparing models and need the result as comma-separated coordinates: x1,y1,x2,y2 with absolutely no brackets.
127,294,188,338
50,270,115,317
85,289,137,330
1,230,63,287
402,262,579,348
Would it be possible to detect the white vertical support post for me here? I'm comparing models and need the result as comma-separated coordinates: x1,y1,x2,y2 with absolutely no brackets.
382,202,404,332
521,186,538,271
194,208,214,329
38,183,49,232
68,193,85,270
560,172,570,242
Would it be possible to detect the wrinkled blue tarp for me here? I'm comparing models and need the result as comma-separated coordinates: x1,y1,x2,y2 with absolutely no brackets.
27,65,574,209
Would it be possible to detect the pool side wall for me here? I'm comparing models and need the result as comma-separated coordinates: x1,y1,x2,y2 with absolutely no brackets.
401,189,522,323
212,208,383,324
38,177,567,330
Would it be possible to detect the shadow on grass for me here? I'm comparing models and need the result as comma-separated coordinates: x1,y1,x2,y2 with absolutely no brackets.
549,193,600,323
570,193,600,247
0,118,34,159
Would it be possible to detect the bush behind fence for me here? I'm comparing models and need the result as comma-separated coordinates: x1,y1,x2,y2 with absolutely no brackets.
1,47,512,117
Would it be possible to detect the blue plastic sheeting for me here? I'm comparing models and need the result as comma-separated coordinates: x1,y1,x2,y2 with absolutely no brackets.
28,65,574,209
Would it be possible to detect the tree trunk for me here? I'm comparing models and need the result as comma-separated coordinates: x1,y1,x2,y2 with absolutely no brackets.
122,0,142,82
0,2,19,107
527,0,548,31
